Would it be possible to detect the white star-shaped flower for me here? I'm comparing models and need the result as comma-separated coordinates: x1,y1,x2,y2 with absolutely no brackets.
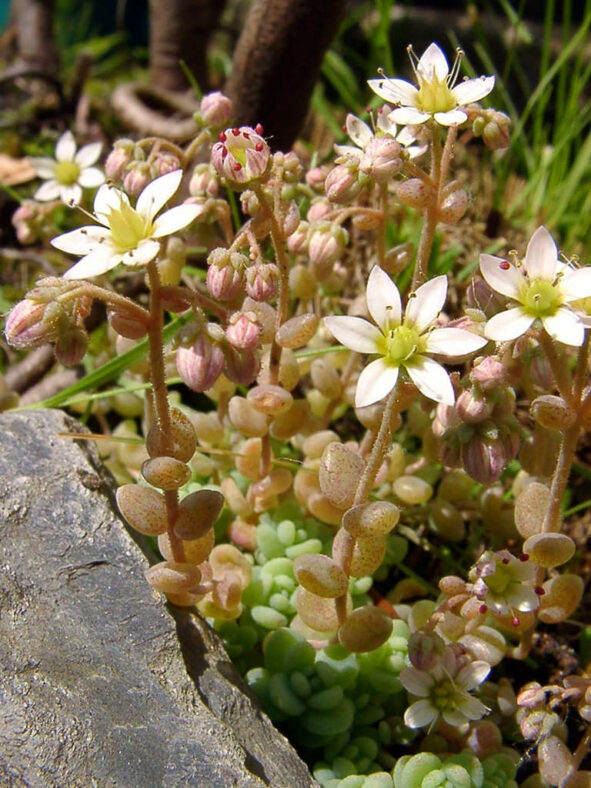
480,226,591,347
51,170,200,279
335,111,426,162
368,42,495,127
30,130,104,206
324,266,487,408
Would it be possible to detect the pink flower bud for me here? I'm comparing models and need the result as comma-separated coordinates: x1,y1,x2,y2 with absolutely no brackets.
223,345,260,386
324,164,363,203
306,198,332,222
206,249,246,300
287,221,309,254
306,166,330,190
470,356,506,391
211,126,271,187
245,263,278,301
461,435,507,484
281,200,300,237
407,632,445,672
12,201,41,245
55,326,88,367
456,389,494,424
4,299,54,349
107,305,149,339
308,222,348,269
189,163,219,198
199,91,233,127
359,137,403,182
226,311,261,350
176,332,225,392
105,140,134,181
150,152,181,178
123,162,151,196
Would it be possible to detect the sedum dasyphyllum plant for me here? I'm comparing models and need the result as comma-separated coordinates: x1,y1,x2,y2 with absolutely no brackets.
5,40,591,788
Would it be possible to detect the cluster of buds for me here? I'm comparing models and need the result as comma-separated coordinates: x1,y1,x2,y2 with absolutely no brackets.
433,356,521,484
472,109,511,150
5,278,92,366
105,138,181,196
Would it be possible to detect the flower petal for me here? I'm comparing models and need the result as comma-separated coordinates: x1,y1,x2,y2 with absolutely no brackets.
324,315,382,354
34,180,61,201
355,358,399,408
59,184,83,206
452,76,495,105
77,167,105,188
559,267,591,302
405,356,455,405
62,248,121,279
55,131,77,162
507,585,540,613
425,327,487,356
366,265,402,330
524,226,559,280
455,695,489,722
456,661,490,691
406,275,447,332
94,183,129,219
51,225,112,254
121,239,160,267
151,203,200,238
368,77,419,106
404,699,438,729
400,667,431,697
389,107,431,125
136,170,183,220
542,308,585,347
74,141,102,168
433,109,468,126
479,254,524,299
30,157,57,178
345,114,373,149
484,307,534,342
418,43,449,81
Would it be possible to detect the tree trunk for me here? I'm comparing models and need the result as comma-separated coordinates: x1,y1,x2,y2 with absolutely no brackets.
11,0,59,73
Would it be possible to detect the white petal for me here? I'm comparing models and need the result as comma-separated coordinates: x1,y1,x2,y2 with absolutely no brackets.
508,586,539,612
484,308,534,341
30,157,57,178
442,708,471,727
59,184,82,206
368,77,419,107
55,131,77,162
559,268,591,302
74,141,102,168
479,254,524,299
542,308,585,346
345,114,373,149
121,239,160,267
366,265,402,330
524,226,559,280
78,167,105,188
418,43,449,81
400,667,431,697
334,145,362,160
355,358,399,408
51,225,112,254
455,695,489,721
456,661,490,691
34,180,61,201
425,327,487,356
151,204,200,238
94,182,129,218
62,248,121,279
389,107,431,125
433,109,468,126
324,315,382,354
406,275,447,332
405,356,455,405
404,699,438,729
136,170,183,220
452,76,495,105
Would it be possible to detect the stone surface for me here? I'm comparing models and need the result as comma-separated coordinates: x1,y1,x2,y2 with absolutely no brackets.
0,409,317,788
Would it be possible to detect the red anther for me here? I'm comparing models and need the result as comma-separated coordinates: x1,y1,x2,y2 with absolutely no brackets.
502,557,510,564
255,123,264,135
479,604,488,615
233,162,242,171
535,586,545,596
341,125,347,133
512,616,520,627
218,132,227,142
255,142,264,152
243,132,250,139
499,261,511,270
520,553,529,561
221,148,228,159
232,127,240,136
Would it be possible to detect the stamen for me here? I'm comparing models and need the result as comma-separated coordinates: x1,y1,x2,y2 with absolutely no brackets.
448,48,464,87
406,45,420,79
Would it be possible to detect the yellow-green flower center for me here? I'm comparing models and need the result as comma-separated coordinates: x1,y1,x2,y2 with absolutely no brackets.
484,563,512,596
54,160,80,186
386,325,421,365
417,77,456,114
520,279,562,318
107,200,151,251
431,679,458,711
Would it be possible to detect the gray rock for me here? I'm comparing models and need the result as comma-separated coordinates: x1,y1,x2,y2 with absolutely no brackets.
0,409,317,788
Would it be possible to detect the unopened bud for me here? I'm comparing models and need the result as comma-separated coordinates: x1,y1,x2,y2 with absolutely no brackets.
150,152,181,178
287,221,309,254
4,299,55,349
245,263,278,301
189,163,219,198
105,139,134,181
359,136,403,182
176,332,225,392
54,325,88,366
206,248,246,300
223,345,260,386
461,435,507,484
225,311,261,350
324,164,363,203
456,389,493,423
307,198,332,222
470,356,506,391
308,222,348,269
199,91,233,127
123,162,151,196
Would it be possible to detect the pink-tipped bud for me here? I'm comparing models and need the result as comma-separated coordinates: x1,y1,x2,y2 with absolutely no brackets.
4,299,55,349
245,263,278,301
107,305,148,339
225,311,261,350
308,222,348,270
287,220,309,254
223,345,260,386
176,331,225,392
456,389,493,424
461,435,507,485
206,248,246,300
306,198,332,222
324,163,363,204
211,126,271,187
104,139,135,181
150,152,181,178
470,356,506,391
54,326,88,367
123,162,151,196
359,137,403,182
199,91,233,127
189,163,219,198
306,166,329,190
